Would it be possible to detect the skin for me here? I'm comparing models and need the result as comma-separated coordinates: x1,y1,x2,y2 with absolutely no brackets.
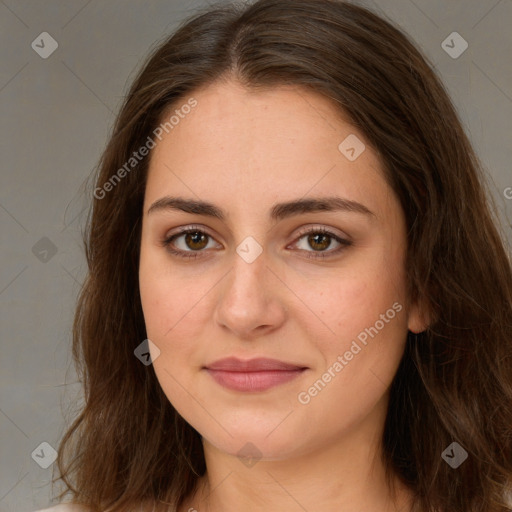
138,78,428,512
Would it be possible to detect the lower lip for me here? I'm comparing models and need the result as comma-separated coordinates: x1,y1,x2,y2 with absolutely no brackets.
205,368,306,392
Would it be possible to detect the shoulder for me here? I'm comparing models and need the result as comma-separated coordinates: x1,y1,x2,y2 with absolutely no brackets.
34,505,90,512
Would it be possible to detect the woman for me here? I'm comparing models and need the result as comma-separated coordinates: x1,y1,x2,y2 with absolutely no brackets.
37,0,512,511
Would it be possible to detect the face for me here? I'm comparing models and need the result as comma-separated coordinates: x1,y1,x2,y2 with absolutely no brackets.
138,78,426,461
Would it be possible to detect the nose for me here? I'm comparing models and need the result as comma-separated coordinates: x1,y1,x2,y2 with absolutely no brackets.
214,250,287,341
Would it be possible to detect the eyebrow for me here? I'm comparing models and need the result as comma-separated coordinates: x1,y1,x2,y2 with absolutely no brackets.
147,195,375,221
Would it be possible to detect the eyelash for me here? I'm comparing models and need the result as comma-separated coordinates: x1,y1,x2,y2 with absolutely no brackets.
161,225,352,260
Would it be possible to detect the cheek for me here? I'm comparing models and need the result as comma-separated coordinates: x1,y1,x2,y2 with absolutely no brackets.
139,246,209,340
294,246,409,413
297,300,408,428
138,252,217,399
297,256,408,353
139,266,170,339
138,261,203,407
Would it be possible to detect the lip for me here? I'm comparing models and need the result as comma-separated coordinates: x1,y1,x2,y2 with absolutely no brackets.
205,357,307,372
204,357,308,392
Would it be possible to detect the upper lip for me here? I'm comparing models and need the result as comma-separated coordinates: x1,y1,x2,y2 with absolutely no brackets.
205,357,307,372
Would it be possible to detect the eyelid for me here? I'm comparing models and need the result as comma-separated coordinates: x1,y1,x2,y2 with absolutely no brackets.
161,223,352,259
161,224,222,252
163,223,350,243
166,223,216,240
291,224,350,244
287,225,352,259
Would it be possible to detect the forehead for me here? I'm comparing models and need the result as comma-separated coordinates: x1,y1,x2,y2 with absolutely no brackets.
144,79,394,219
154,79,357,154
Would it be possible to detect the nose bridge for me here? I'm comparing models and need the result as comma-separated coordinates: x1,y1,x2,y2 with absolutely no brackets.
224,212,269,290
214,240,285,337
223,243,268,309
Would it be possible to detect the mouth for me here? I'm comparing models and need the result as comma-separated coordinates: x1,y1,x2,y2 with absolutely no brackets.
203,357,308,392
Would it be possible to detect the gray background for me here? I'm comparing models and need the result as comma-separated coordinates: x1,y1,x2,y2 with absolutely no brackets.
0,0,511,511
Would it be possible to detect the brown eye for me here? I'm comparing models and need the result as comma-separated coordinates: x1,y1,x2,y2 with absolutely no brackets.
162,227,220,259
307,232,332,251
183,231,209,250
291,227,352,259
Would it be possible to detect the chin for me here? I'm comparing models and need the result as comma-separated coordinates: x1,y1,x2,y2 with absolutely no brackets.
196,413,314,462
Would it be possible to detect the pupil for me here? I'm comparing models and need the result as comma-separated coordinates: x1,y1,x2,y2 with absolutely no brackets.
309,233,329,251
186,232,207,250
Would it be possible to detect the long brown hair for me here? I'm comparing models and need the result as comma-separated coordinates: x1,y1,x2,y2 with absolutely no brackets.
53,1,512,511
